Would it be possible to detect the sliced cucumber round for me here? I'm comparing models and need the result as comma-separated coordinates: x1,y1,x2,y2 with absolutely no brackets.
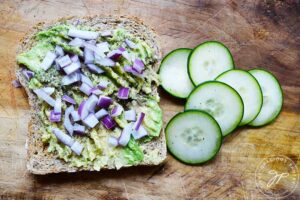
166,110,222,164
185,81,243,136
248,69,283,126
216,69,263,126
159,48,194,98
188,41,234,86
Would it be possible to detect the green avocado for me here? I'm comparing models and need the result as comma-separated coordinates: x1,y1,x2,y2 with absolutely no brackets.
18,24,162,170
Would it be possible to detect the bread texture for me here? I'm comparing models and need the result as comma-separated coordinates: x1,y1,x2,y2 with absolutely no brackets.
16,15,166,174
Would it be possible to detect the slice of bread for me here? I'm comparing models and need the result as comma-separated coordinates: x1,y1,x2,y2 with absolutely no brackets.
16,15,166,174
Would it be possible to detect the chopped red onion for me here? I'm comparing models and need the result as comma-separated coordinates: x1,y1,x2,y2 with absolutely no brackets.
12,80,22,88
64,106,74,135
33,89,56,107
98,96,112,108
54,98,62,114
71,110,80,122
52,128,74,147
123,65,144,78
132,112,145,131
22,69,34,80
71,141,84,155
133,58,145,73
70,55,79,62
61,72,81,85
95,109,108,119
97,80,109,90
84,47,94,64
101,30,112,37
86,95,98,112
62,94,76,105
86,64,104,74
89,87,103,95
49,110,61,122
118,87,130,99
63,62,81,75
69,37,85,47
107,49,123,60
124,109,136,121
122,51,131,61
68,29,99,40
101,115,116,129
83,113,99,128
42,87,55,95
95,57,115,67
41,51,57,71
119,47,126,52
80,82,92,96
96,42,110,53
73,123,85,134
80,74,93,87
118,123,132,146
56,55,72,68
131,125,148,139
125,39,137,49
55,46,64,57
78,100,88,119
111,105,124,117
108,136,118,147
83,42,105,57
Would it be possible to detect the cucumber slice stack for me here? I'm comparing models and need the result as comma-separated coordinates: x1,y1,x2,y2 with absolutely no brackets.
159,41,283,165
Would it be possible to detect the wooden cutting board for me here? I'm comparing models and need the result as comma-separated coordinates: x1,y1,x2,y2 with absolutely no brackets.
0,0,299,199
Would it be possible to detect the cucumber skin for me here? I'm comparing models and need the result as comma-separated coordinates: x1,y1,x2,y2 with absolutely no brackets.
187,41,235,86
215,69,263,126
247,68,284,127
159,48,193,99
165,110,222,165
184,81,244,136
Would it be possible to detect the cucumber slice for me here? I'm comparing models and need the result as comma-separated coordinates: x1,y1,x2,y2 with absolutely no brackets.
188,41,234,86
159,48,194,98
216,69,263,126
185,81,243,136
248,69,283,126
166,110,222,164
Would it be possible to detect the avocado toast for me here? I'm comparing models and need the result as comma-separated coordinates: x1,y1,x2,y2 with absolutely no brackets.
16,16,166,174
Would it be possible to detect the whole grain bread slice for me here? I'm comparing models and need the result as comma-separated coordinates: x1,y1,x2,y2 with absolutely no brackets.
16,15,166,174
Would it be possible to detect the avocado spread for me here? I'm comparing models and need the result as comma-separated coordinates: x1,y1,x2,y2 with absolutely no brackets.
17,23,162,170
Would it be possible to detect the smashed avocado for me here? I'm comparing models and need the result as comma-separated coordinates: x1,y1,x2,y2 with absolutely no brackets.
18,23,162,170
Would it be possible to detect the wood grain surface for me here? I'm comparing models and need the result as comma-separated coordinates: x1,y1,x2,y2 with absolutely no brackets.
0,0,299,199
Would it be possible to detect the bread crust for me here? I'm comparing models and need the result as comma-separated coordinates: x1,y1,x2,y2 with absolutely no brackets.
16,15,166,174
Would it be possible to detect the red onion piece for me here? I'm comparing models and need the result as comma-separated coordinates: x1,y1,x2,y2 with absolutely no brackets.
80,82,92,96
125,39,137,49
101,30,112,37
54,98,62,114
56,55,72,68
86,95,98,112
52,128,74,147
69,37,85,47
97,96,112,108
41,51,57,71
63,61,81,75
95,57,115,67
78,100,88,119
73,123,85,134
83,42,105,57
133,58,145,73
55,46,64,57
83,113,99,128
64,105,74,135
61,72,81,85
101,115,116,129
42,87,55,95
71,110,80,122
49,110,61,122
84,47,94,64
118,87,130,99
108,136,118,147
22,69,34,80
62,94,76,105
89,87,103,95
70,141,84,155
133,112,145,131
95,109,108,119
80,74,93,87
124,109,136,121
68,29,99,40
107,49,123,61
123,65,144,78
33,89,56,107
111,105,124,117
96,42,110,53
70,55,79,62
118,123,132,146
12,80,22,88
132,125,148,139
97,80,109,90
122,51,131,61
86,64,104,74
